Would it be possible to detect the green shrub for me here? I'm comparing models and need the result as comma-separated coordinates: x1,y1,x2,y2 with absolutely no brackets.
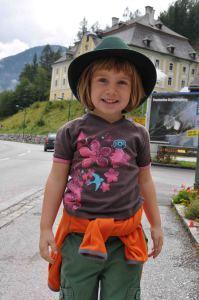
43,101,53,113
185,199,199,221
172,190,192,205
172,185,199,221
32,102,40,109
36,118,45,127
58,102,65,110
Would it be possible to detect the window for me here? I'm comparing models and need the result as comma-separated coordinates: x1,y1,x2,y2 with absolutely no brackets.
56,68,59,74
192,69,195,75
181,80,185,88
55,80,58,87
61,93,64,99
63,78,66,85
168,77,172,86
169,63,173,71
167,45,175,54
143,37,151,47
54,94,56,100
86,35,89,42
155,59,159,68
64,66,67,73
183,66,186,73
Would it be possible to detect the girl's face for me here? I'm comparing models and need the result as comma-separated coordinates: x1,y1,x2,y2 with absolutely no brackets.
90,68,131,122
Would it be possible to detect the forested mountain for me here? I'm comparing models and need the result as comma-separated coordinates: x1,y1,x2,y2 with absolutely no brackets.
0,45,66,91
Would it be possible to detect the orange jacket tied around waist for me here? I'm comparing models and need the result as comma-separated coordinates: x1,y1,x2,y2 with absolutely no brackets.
48,206,148,291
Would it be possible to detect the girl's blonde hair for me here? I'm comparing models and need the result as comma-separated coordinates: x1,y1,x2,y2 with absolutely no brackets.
77,57,146,112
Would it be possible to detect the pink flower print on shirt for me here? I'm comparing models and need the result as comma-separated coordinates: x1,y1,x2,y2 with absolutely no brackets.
110,149,130,167
104,168,119,183
63,193,79,211
79,139,112,168
77,131,88,150
67,181,82,202
82,169,94,181
101,182,110,192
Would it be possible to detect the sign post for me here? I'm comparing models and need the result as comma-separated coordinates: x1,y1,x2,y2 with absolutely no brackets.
194,98,199,189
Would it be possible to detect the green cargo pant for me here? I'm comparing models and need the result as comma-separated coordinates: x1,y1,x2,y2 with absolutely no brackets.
59,233,143,300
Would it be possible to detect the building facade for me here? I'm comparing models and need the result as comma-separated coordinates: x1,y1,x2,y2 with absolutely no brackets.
49,6,199,101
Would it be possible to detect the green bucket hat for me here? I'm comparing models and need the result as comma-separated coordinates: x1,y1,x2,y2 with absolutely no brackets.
68,36,157,106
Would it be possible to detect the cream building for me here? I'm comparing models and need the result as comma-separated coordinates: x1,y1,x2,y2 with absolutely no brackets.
49,6,199,101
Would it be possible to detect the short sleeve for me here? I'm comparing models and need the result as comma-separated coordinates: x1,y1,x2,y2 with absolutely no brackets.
136,127,151,169
53,125,74,163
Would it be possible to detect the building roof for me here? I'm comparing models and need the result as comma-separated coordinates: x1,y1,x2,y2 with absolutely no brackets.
103,6,198,62
52,6,198,66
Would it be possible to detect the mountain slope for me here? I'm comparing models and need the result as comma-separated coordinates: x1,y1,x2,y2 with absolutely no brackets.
0,45,66,91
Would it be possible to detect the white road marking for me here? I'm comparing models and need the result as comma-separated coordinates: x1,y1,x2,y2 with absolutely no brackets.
0,157,10,161
18,149,31,157
18,152,27,157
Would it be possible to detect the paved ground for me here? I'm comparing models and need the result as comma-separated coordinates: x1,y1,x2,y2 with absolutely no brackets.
0,141,198,299
0,192,198,300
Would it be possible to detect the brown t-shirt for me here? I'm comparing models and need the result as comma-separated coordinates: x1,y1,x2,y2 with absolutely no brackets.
54,113,151,219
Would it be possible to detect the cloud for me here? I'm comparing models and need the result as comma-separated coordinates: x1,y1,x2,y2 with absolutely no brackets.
0,39,29,59
0,0,171,59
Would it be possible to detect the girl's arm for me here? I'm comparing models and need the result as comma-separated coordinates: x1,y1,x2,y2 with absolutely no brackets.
138,168,163,258
39,162,70,263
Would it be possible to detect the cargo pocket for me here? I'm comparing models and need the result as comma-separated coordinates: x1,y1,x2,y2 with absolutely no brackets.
59,286,74,300
126,287,141,300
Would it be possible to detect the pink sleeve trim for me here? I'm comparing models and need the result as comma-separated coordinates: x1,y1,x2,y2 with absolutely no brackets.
139,163,151,170
53,157,71,164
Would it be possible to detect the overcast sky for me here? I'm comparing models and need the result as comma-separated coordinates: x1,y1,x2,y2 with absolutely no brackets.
0,0,173,59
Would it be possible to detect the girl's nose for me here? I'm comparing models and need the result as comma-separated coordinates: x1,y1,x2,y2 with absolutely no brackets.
106,83,117,96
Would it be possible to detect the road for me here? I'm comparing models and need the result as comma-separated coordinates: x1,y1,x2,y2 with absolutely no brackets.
0,140,195,210
0,141,198,300
0,141,52,211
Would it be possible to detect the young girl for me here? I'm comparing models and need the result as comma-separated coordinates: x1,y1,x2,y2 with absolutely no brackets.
39,36,163,300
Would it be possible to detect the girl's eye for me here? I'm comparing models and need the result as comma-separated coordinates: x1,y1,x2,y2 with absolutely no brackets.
118,80,128,85
98,78,107,83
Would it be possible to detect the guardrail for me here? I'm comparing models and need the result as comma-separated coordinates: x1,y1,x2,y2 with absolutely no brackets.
0,134,45,144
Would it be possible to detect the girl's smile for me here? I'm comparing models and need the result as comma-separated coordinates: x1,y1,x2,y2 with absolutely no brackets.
90,69,131,122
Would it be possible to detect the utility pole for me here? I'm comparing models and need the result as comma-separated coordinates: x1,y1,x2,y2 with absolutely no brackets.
189,76,199,189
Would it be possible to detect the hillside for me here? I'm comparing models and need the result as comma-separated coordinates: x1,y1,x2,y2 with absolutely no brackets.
0,45,66,92
0,100,145,135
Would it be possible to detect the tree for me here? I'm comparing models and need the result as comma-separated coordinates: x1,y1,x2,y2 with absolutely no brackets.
77,17,88,40
159,0,199,47
90,21,100,34
39,45,62,80
123,7,141,21
19,60,38,83
0,91,17,118
34,67,50,101
15,78,37,108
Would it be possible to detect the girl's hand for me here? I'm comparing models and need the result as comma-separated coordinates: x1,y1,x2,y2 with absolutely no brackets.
39,229,58,263
148,226,163,259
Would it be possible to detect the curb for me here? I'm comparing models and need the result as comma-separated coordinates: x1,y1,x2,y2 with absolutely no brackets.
172,202,199,245
151,162,195,170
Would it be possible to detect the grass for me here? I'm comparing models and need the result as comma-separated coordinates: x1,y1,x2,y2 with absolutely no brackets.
0,100,146,135
152,157,196,169
0,100,84,135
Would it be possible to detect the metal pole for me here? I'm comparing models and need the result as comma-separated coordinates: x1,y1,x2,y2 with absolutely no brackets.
67,100,71,122
22,108,27,142
194,131,199,189
194,97,199,189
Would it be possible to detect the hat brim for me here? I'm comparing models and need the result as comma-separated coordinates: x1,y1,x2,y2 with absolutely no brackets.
68,48,157,107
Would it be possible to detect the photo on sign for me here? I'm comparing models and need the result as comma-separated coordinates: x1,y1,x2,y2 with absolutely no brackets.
149,97,198,148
